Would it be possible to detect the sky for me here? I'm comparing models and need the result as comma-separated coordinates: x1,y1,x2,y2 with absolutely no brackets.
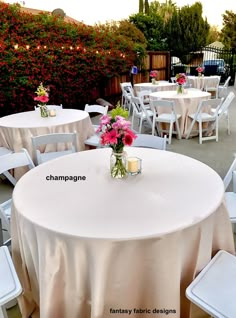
6,0,236,29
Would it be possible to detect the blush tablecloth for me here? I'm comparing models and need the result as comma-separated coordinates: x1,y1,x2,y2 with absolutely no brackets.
187,76,220,90
134,82,177,94
0,109,94,175
11,148,235,318
150,89,211,137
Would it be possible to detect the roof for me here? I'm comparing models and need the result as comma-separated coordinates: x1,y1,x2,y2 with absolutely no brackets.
208,41,224,49
20,6,81,25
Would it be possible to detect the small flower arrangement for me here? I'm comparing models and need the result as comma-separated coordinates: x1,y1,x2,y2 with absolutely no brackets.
196,66,204,73
175,73,186,85
150,70,158,78
34,82,49,105
97,105,137,153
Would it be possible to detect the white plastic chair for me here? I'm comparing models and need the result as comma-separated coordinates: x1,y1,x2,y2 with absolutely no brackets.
0,200,12,246
0,148,12,157
150,99,181,145
136,90,151,108
132,134,167,150
0,148,35,186
204,76,220,98
186,98,223,144
130,96,153,133
186,250,236,318
214,91,235,135
0,246,22,318
218,76,231,98
223,156,236,225
120,82,135,114
84,104,108,148
32,132,78,165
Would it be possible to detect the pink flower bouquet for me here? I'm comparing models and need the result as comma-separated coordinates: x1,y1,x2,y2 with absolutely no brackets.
150,70,158,78
196,67,204,73
175,73,186,85
34,82,49,105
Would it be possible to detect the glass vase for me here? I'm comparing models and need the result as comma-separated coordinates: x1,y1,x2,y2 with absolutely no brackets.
39,104,48,117
198,72,201,77
177,84,184,94
151,78,156,84
110,150,127,179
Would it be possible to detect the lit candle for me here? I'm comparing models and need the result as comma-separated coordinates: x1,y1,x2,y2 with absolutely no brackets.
49,109,56,117
127,157,139,173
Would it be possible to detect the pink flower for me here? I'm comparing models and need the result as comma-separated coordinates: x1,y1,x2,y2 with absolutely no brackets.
100,115,111,125
34,95,49,103
196,67,203,73
105,130,119,144
123,133,134,146
150,70,158,78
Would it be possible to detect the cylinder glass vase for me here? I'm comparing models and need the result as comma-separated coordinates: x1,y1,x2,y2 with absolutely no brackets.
39,105,48,117
110,150,127,179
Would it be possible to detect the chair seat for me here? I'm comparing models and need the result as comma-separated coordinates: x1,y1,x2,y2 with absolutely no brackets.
84,134,100,147
224,192,236,222
136,109,153,119
0,246,22,307
156,113,181,122
188,112,215,122
40,150,74,163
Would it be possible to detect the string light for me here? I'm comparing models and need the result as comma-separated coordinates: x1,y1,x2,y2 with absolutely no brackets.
14,44,18,49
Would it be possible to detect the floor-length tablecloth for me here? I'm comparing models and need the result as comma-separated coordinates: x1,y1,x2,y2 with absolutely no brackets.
134,82,177,94
187,76,220,91
150,89,211,137
0,109,94,176
11,148,235,318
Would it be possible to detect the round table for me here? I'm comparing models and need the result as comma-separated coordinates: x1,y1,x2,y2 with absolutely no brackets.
0,109,94,172
150,89,211,137
187,76,220,90
134,82,176,94
11,148,235,318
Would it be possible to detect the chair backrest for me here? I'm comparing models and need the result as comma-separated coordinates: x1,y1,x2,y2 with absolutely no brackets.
150,99,178,119
130,96,153,127
0,246,22,307
0,199,12,238
84,104,108,116
35,104,63,110
136,90,151,103
32,132,78,165
218,91,235,119
120,82,135,97
0,149,35,186
196,98,223,119
170,77,176,83
132,134,167,150
223,156,236,191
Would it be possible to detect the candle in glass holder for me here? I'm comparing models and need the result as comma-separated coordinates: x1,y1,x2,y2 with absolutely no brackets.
127,157,141,175
49,109,56,117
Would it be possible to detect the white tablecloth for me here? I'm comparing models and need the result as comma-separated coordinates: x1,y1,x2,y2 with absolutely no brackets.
134,82,176,93
0,109,94,172
187,76,220,90
11,148,235,318
150,89,211,137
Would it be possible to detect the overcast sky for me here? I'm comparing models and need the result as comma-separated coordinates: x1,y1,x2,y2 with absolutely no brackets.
7,0,236,28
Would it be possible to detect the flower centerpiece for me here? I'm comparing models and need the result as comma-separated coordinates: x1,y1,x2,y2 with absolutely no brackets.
34,82,50,117
150,70,158,84
175,73,186,94
96,104,137,179
196,66,204,77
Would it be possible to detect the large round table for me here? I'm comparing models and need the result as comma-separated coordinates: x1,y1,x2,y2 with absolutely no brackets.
11,148,235,318
134,82,176,93
187,76,220,90
150,89,211,137
0,109,94,175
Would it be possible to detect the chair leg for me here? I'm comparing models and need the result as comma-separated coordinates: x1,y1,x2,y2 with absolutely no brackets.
199,121,202,144
0,306,8,318
175,119,182,140
168,121,173,144
215,118,219,142
139,118,143,133
186,118,196,140
226,112,230,135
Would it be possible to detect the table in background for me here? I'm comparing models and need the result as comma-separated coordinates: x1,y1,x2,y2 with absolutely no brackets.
187,76,220,90
0,109,94,170
150,89,211,137
11,147,235,318
134,82,176,94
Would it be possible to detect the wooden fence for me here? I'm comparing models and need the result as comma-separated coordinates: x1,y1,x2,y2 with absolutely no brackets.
100,51,171,100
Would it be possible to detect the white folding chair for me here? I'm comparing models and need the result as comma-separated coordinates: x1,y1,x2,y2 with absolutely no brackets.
214,91,235,135
0,148,35,186
223,156,236,226
0,148,12,157
132,134,167,150
186,250,236,318
32,132,78,165
0,246,22,318
204,76,220,99
120,82,135,114
84,104,108,148
136,90,151,108
130,96,153,134
218,76,231,98
186,98,223,144
150,99,181,145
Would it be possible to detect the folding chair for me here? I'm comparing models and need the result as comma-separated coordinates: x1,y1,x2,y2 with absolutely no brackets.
132,134,167,150
130,96,153,133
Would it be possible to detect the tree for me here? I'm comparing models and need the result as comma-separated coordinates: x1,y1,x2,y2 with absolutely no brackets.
129,13,167,51
206,26,220,45
221,10,236,48
149,0,177,23
139,0,143,13
165,2,210,59
144,0,149,15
